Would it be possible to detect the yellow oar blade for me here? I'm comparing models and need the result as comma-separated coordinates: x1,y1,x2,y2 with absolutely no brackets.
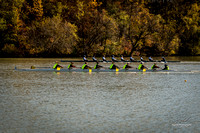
143,69,146,72
89,69,92,72
116,68,119,72
31,66,35,69
57,67,61,71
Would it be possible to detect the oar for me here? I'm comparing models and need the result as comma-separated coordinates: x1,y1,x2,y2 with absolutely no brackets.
104,66,120,70
143,67,148,72
105,67,120,72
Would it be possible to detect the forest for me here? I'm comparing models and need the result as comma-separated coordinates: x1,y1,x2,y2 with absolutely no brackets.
0,0,199,57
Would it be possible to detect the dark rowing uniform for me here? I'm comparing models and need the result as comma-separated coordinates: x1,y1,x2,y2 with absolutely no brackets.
161,57,166,62
82,63,91,69
138,63,147,70
92,56,97,62
140,57,144,61
123,63,132,69
149,57,153,62
68,63,76,69
112,55,118,62
83,56,88,62
94,63,103,69
109,63,119,69
121,56,125,61
130,56,134,61
102,56,107,62
53,63,62,69
151,64,159,70
163,64,169,70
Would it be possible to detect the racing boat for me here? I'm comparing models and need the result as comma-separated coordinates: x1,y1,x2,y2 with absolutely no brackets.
60,60,180,63
14,67,176,73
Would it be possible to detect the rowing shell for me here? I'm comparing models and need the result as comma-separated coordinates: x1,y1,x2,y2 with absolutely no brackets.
60,60,180,63
14,67,200,73
14,67,178,73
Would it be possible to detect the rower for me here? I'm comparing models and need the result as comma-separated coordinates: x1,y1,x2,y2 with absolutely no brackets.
92,55,97,62
138,62,148,70
94,62,103,69
83,55,88,62
140,56,144,61
68,62,76,69
149,56,153,62
162,63,169,70
112,55,118,62
82,62,92,69
53,61,63,69
161,56,166,63
151,63,160,70
121,55,125,61
123,63,132,70
102,55,108,62
109,61,119,69
130,56,134,62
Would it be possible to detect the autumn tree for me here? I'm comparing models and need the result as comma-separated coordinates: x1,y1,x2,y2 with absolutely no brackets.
28,16,78,56
121,2,156,55
0,0,25,56
20,0,43,25
178,3,200,55
147,0,200,55
0,0,199,57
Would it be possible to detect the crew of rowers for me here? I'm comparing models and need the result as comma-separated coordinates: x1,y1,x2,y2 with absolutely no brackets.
53,56,169,71
84,55,167,63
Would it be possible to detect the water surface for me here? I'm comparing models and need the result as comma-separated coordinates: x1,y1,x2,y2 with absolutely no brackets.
0,58,200,132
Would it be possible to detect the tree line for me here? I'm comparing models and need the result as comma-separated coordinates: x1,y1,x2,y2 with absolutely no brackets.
0,0,199,57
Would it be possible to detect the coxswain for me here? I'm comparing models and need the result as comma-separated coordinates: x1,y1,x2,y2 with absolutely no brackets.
92,55,97,62
112,55,118,62
110,61,119,69
162,63,169,70
68,62,76,69
138,62,148,70
53,61,63,69
94,62,103,69
140,56,144,61
123,63,132,70
130,56,134,62
161,56,166,63
83,55,88,62
102,55,108,62
151,63,160,70
82,62,91,69
121,55,125,61
149,56,153,62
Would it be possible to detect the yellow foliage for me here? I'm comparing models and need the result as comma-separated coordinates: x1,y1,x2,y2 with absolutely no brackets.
76,1,85,20
2,44,18,54
169,50,175,55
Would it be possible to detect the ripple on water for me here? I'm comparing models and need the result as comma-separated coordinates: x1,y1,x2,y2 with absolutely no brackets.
0,59,200,132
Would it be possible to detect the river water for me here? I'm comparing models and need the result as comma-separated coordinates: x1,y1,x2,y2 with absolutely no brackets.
0,57,200,132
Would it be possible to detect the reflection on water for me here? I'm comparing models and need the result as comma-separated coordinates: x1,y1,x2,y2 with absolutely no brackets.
0,58,200,132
